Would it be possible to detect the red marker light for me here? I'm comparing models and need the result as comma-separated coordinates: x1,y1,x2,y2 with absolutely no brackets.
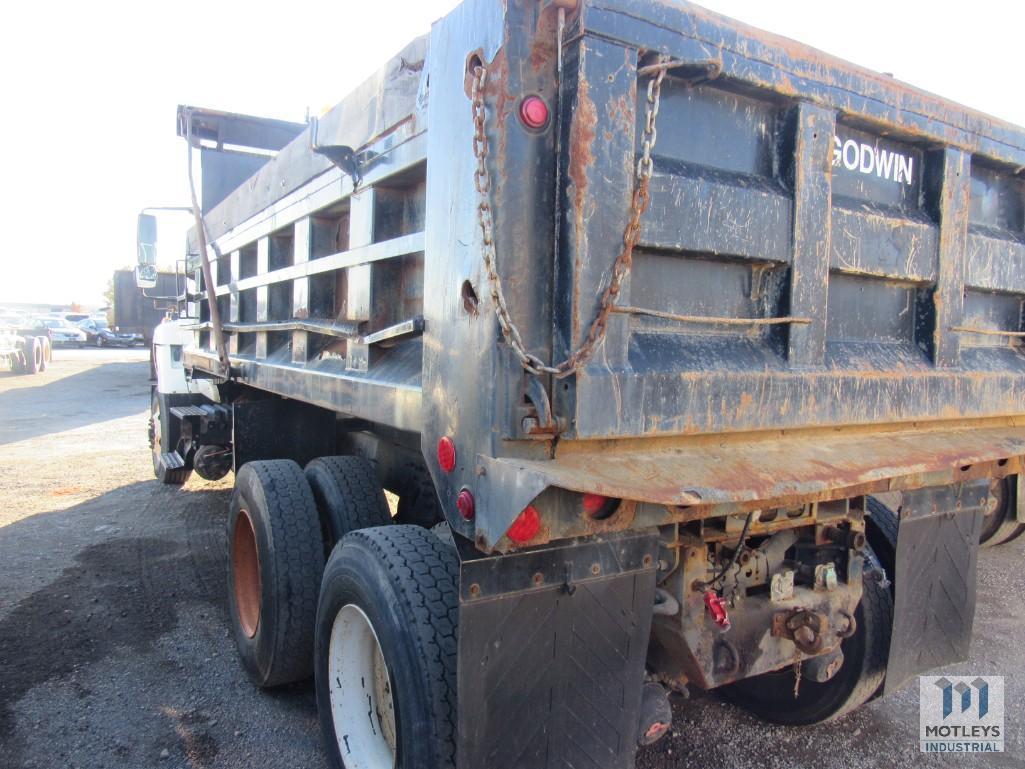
456,489,475,520
582,493,609,516
507,505,541,543
437,436,456,473
519,96,549,129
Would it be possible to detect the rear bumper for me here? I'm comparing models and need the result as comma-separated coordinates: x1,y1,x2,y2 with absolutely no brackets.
476,421,1025,548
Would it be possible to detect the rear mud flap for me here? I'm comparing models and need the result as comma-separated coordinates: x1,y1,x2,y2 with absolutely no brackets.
456,530,658,769
885,482,987,694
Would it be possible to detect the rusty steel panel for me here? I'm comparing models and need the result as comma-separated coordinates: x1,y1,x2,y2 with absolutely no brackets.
491,422,1025,510
554,1,1025,444
931,149,972,366
787,103,834,366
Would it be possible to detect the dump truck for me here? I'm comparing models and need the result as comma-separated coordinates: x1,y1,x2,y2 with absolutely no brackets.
140,1,1025,766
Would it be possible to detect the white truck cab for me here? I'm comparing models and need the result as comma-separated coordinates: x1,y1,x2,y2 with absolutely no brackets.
152,317,218,402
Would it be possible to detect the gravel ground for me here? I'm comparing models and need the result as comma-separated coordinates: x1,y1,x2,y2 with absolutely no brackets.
0,350,1022,768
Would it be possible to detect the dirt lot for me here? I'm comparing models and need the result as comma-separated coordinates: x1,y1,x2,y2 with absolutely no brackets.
1,350,1022,768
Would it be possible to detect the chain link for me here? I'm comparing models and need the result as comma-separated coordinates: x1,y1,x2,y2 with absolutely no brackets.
471,56,670,378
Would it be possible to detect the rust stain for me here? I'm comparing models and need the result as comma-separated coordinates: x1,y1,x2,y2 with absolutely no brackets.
462,48,485,100
567,75,597,235
566,70,597,341
736,391,754,417
528,3,559,75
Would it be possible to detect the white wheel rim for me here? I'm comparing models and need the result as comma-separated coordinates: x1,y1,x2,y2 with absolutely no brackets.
328,604,397,769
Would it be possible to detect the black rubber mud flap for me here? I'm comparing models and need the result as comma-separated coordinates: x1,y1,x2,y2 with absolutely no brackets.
456,530,659,769
885,482,987,694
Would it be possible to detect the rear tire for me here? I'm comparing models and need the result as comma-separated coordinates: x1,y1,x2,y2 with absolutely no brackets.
999,524,1025,544
865,496,898,586
305,456,392,557
24,337,42,374
228,460,325,687
871,482,1025,551
315,526,458,769
396,463,444,527
722,546,893,725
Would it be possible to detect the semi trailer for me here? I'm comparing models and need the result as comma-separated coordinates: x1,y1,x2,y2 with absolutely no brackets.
143,1,1025,766
110,268,183,347
0,317,51,375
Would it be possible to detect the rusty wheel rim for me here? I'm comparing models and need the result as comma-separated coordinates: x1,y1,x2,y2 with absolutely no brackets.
232,509,261,638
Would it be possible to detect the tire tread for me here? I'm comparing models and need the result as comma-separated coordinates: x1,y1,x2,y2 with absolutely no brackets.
344,525,459,766
305,456,391,539
237,460,324,686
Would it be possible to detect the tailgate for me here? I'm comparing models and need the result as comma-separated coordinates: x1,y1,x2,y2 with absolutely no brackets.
554,0,1025,440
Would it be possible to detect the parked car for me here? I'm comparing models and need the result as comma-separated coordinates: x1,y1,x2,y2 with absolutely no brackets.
35,317,87,348
76,318,144,347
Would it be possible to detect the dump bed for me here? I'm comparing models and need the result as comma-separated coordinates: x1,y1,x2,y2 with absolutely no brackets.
183,0,1025,549
555,0,1025,440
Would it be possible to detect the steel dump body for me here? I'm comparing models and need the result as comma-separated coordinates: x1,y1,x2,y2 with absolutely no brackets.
183,0,1025,552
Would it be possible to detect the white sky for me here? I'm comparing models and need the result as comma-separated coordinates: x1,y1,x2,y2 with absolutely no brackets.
1,0,1021,307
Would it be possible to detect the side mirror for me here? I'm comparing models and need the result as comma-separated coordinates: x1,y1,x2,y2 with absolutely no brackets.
136,213,158,288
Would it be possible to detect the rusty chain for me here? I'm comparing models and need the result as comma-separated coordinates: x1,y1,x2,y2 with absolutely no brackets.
471,56,671,378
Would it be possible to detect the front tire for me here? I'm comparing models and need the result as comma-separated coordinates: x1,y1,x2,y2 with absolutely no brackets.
722,546,893,725
315,526,458,769
150,391,191,485
228,460,325,687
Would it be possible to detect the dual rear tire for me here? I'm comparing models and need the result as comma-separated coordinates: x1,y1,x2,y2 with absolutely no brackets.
228,460,325,686
227,457,458,769
315,526,459,769
15,336,44,375
979,478,1025,547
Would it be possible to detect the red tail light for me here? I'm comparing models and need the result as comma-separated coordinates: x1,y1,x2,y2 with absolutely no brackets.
437,436,456,473
519,95,549,129
456,489,475,520
582,493,620,520
507,505,541,543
